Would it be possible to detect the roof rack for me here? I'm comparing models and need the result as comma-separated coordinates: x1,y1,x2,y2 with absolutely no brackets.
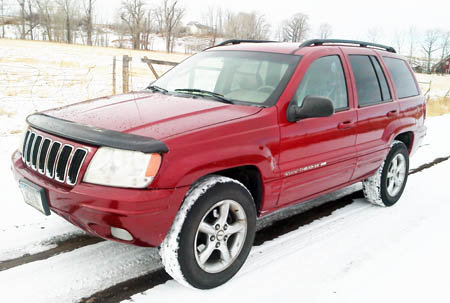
299,39,396,53
215,39,277,47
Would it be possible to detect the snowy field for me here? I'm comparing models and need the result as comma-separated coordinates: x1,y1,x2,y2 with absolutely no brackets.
416,73,450,99
1,39,450,302
0,39,187,136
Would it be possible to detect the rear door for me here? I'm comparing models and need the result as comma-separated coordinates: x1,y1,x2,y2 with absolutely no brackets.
278,49,357,206
341,48,399,180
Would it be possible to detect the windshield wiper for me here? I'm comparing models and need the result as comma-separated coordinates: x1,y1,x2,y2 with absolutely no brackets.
174,88,234,104
147,85,168,93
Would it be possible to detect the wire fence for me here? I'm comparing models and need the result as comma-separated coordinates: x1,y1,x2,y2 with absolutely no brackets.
0,56,176,104
0,52,181,137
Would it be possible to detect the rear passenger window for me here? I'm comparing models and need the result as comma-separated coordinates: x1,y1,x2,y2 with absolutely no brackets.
349,55,391,106
370,57,391,101
295,55,348,110
383,57,419,99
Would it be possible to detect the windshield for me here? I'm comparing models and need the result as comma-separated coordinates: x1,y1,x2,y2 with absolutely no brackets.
152,50,301,106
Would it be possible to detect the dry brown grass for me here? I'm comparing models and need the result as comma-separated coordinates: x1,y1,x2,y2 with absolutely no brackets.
0,107,15,117
426,96,450,117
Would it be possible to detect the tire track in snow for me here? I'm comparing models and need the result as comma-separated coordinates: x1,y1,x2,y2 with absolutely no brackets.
78,269,171,303
0,234,103,271
0,241,161,303
409,155,450,174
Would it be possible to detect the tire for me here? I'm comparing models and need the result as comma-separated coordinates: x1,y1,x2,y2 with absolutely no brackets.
362,140,409,207
159,175,256,289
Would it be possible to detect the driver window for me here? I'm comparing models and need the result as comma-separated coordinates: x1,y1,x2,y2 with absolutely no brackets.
295,55,348,110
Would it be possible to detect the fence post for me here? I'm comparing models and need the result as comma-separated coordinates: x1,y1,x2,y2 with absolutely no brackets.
112,56,116,95
122,55,132,93
141,56,178,80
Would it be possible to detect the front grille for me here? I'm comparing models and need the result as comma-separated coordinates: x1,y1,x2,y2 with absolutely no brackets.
67,149,87,185
21,130,88,186
55,145,73,182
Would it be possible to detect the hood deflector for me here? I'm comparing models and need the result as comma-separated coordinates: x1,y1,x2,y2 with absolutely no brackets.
26,113,169,153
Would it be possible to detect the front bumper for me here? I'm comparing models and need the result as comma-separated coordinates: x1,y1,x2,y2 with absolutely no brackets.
11,150,188,247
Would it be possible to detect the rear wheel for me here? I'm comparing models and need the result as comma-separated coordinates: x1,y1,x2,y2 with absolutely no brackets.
363,140,409,207
159,175,256,289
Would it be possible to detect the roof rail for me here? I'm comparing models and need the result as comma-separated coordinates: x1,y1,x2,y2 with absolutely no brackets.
215,39,277,47
299,39,396,53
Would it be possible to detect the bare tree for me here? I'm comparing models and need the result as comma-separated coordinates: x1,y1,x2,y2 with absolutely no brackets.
407,26,418,64
142,9,154,50
35,0,55,41
58,0,78,44
202,6,223,46
273,23,284,42
1,0,7,38
17,0,26,38
318,23,332,39
26,0,37,39
120,0,146,49
112,15,128,48
422,29,441,73
155,0,185,53
367,26,383,43
440,30,450,60
82,0,95,46
393,29,405,54
15,0,38,40
224,11,269,40
281,13,309,42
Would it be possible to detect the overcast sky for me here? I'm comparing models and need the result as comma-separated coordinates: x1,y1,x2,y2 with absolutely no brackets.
94,0,449,43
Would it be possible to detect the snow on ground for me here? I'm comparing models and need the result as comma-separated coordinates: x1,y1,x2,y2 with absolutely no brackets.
128,142,450,303
0,242,161,303
0,113,448,302
416,73,450,98
410,114,450,169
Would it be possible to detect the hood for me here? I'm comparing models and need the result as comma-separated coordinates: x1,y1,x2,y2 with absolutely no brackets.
43,91,262,140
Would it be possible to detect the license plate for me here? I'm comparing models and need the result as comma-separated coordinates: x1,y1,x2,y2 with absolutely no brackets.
19,179,51,216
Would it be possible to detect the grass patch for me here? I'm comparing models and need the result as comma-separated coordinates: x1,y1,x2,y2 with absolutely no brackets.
9,129,22,135
0,107,15,117
427,96,450,117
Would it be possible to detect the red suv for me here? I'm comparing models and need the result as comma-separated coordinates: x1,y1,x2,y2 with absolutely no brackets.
12,39,426,289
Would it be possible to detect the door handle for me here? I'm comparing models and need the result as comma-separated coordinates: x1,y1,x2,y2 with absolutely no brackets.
386,110,399,117
338,121,354,129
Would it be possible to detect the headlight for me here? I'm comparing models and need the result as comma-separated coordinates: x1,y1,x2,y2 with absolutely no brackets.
83,147,162,188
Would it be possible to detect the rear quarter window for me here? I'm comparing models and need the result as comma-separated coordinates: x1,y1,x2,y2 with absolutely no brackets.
382,57,419,99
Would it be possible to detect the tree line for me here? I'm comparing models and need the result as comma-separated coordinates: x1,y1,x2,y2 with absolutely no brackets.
0,0,337,51
0,0,449,72
0,0,187,52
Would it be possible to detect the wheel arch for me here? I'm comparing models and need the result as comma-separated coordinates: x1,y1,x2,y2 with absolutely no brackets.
213,165,263,214
184,165,264,215
393,131,413,154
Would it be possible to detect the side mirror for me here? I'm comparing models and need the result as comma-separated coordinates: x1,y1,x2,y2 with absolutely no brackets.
287,95,335,122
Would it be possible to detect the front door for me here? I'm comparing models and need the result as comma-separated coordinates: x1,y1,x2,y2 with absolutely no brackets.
278,50,357,206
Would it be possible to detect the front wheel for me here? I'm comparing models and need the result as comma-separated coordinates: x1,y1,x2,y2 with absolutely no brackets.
159,175,256,289
363,140,409,207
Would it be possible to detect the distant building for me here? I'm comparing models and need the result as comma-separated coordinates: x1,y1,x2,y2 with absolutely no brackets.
432,56,450,74
186,22,211,35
